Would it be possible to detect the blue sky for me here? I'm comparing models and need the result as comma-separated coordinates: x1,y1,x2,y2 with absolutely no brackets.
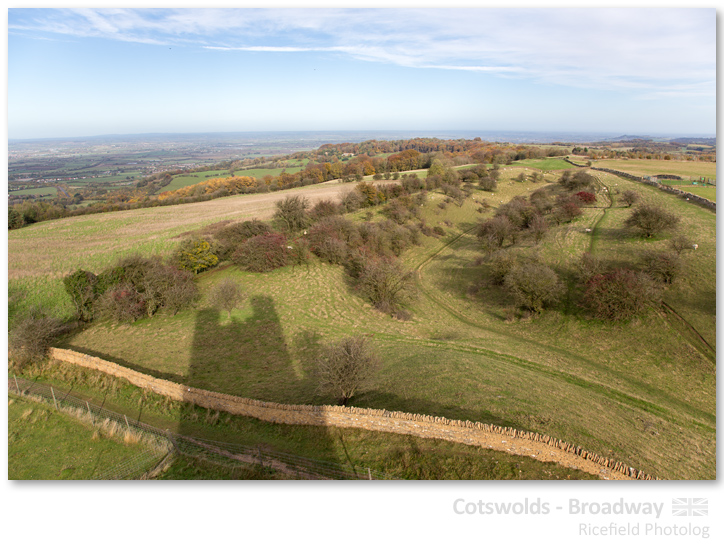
6,7,716,140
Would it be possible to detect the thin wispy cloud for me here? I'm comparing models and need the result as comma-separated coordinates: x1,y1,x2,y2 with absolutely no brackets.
8,8,714,138
205,46,347,53
8,7,714,99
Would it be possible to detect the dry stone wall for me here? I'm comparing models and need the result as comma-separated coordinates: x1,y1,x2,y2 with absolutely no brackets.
563,159,716,211
48,348,659,480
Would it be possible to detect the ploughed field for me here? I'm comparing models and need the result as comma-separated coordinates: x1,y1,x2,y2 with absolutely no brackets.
8,160,716,479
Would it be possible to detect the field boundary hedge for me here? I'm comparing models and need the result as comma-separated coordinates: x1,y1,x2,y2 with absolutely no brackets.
563,159,716,211
48,347,659,480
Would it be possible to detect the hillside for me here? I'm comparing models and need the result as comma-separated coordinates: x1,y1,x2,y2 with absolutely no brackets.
8,158,716,479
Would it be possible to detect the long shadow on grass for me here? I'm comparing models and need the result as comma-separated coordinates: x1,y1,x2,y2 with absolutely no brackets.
178,295,345,478
184,295,318,402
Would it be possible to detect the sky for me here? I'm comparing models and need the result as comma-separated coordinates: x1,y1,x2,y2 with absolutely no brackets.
6,6,717,140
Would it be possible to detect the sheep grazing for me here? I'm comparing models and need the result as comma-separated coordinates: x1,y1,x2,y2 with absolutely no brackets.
693,244,699,250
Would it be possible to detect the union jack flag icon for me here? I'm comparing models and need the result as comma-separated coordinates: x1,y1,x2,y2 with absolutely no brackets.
672,498,708,516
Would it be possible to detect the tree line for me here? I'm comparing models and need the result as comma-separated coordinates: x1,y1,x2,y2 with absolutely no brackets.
8,138,568,230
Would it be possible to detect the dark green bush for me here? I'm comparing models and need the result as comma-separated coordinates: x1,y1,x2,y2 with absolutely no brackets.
489,251,518,286
559,170,594,191
63,270,98,322
273,195,311,234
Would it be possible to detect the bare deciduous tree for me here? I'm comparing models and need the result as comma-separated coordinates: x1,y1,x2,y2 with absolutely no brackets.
163,270,199,315
97,283,146,324
619,189,640,208
641,251,682,285
357,256,416,315
316,336,381,406
273,195,310,233
624,202,679,238
668,233,694,255
529,213,548,244
477,215,516,252
208,278,243,319
504,262,564,314
9,309,64,367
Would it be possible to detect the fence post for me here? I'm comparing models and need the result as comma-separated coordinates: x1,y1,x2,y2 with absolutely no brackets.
257,445,264,468
368,468,372,480
51,387,58,410
13,375,20,394
86,401,93,423
124,415,130,431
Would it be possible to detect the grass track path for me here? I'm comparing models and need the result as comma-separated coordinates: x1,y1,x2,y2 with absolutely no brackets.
590,173,715,364
407,223,714,431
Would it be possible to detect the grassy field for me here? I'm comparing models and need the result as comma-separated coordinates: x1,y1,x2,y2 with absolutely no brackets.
8,389,288,480
69,174,142,185
7,179,361,321
8,394,163,479
9,186,58,197
9,163,716,479
510,158,573,171
234,166,304,178
159,170,234,193
658,181,716,202
159,166,306,194
592,158,716,179
679,186,716,202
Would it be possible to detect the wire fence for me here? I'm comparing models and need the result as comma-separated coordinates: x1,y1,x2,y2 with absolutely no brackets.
8,375,399,480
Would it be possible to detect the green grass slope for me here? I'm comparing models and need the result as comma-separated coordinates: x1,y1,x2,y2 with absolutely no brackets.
10,164,716,479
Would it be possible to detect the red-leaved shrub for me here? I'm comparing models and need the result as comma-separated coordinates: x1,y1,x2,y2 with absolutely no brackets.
232,233,289,272
582,269,661,321
575,191,596,204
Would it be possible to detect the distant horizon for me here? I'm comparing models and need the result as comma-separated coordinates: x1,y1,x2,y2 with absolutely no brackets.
8,8,715,141
7,128,716,145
